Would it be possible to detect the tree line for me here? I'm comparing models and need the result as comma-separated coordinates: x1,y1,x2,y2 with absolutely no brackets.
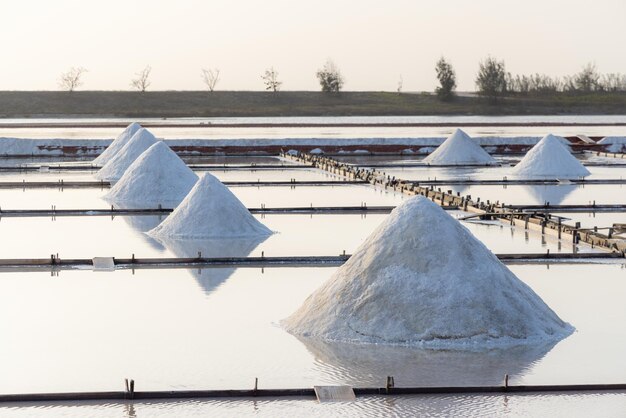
58,60,343,94
469,57,626,103
58,58,625,103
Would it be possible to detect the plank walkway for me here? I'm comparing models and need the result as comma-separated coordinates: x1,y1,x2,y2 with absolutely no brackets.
353,162,626,168
0,180,366,189
408,179,626,186
0,252,620,271
0,164,313,172
283,152,626,254
0,206,405,218
1,382,625,403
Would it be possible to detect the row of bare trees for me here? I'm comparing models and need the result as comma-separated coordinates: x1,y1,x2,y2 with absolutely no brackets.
58,60,344,93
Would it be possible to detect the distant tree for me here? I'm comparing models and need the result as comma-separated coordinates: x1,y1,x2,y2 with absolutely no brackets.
201,68,220,92
475,56,507,102
316,60,344,93
601,73,626,92
435,57,456,100
262,67,282,92
131,65,152,92
573,63,601,92
58,67,87,92
397,75,403,94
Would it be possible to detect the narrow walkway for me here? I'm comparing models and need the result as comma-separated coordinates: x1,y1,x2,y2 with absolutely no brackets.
0,252,619,271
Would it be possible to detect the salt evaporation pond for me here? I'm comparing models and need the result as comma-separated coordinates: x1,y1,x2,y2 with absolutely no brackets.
2,115,626,139
0,264,625,395
0,184,405,210
441,183,625,206
0,392,625,417
360,163,626,182
1,121,625,416
0,212,597,260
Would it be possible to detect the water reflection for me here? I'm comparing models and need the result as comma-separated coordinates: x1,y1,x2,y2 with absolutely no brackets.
121,215,167,251
107,200,170,251
524,184,577,205
296,336,559,387
155,235,268,294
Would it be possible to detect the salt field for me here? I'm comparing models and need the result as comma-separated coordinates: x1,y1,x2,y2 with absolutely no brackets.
0,120,625,417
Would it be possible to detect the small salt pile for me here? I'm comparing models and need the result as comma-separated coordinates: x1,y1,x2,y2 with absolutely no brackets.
513,134,590,179
284,196,572,349
598,136,626,153
95,128,158,182
423,129,498,166
148,173,272,239
105,141,198,207
93,122,142,165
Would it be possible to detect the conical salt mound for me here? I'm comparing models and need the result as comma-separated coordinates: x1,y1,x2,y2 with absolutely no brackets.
96,128,158,182
94,122,142,166
513,134,590,179
284,196,572,349
105,141,198,207
148,173,273,239
598,136,626,153
423,129,498,166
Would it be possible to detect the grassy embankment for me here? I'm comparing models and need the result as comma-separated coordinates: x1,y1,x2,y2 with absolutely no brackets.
0,91,625,118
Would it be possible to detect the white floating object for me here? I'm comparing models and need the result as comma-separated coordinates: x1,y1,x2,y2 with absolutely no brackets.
92,257,115,271
39,166,50,172
314,385,356,402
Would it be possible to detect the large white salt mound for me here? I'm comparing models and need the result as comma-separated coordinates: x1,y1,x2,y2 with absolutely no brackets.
95,128,158,182
105,141,198,206
513,134,590,179
284,196,572,349
423,129,498,166
148,173,273,239
598,136,626,153
93,122,142,166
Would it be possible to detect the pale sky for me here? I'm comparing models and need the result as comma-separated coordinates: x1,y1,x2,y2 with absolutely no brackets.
0,0,624,92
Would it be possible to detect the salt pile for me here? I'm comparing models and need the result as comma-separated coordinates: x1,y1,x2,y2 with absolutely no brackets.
513,134,590,179
598,136,626,153
148,173,273,239
423,129,498,166
105,141,198,206
93,122,142,165
284,196,572,349
95,128,158,182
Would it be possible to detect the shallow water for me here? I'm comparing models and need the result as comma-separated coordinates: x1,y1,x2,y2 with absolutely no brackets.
442,183,626,206
0,212,597,260
2,392,626,418
0,263,624,397
1,115,626,139
0,147,624,416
